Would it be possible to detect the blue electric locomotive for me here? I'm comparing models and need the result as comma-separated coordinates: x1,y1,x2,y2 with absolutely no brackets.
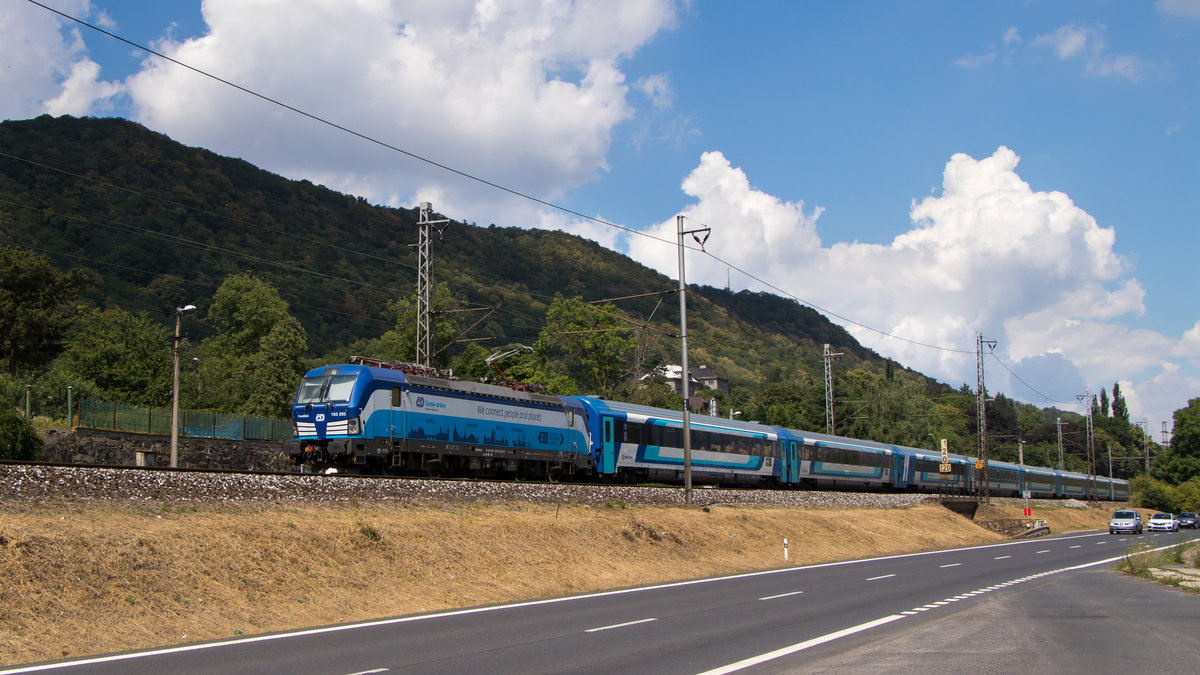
287,357,1129,501
291,357,592,478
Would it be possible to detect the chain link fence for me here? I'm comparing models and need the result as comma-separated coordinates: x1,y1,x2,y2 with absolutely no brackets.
78,399,292,442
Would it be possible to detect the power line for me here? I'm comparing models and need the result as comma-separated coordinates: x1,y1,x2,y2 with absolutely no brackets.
26,0,669,248
29,0,974,361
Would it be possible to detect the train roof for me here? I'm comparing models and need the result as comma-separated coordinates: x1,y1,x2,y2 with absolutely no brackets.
573,397,779,436
302,364,564,406
784,428,895,453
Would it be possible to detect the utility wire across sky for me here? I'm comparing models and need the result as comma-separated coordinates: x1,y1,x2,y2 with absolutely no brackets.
24,0,1084,410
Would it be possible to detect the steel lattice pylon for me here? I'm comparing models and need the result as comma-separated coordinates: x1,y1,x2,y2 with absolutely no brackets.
823,343,842,435
415,203,450,367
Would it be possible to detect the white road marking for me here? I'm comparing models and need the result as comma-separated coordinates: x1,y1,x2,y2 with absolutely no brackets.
346,670,389,675
0,531,1132,675
994,555,1011,560
866,574,895,581
585,618,657,633
1035,550,1051,554
1069,545,1081,549
939,563,962,568
697,615,906,675
759,590,804,601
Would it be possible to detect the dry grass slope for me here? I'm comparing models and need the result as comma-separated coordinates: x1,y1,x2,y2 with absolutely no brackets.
0,501,1114,667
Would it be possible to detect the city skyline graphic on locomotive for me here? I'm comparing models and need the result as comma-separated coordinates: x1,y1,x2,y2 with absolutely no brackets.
287,357,1128,501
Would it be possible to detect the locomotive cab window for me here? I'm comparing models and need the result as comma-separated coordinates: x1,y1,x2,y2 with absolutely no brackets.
296,372,359,404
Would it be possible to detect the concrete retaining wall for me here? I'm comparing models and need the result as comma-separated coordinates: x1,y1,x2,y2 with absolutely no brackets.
41,428,294,472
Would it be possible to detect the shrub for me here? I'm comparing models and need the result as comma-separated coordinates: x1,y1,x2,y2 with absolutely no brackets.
1130,476,1177,512
0,406,43,460
1119,541,1154,578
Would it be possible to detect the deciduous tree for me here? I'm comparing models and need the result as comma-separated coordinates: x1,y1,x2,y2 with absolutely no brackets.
534,296,635,397
0,246,86,375
199,275,307,416
57,307,171,406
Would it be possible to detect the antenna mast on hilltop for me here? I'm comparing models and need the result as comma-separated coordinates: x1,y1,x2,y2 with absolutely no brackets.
415,202,451,367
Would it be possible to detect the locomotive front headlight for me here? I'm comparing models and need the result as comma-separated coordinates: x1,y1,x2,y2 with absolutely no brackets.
348,417,360,434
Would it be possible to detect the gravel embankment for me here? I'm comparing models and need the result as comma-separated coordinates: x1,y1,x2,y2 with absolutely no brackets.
0,464,943,509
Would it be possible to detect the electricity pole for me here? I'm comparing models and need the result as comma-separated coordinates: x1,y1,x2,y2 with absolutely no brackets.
676,215,710,506
976,332,996,503
823,343,843,435
1056,417,1065,470
170,304,196,468
415,202,451,368
1077,390,1095,501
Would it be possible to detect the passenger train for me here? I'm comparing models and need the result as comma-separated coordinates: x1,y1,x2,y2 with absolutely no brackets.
287,357,1129,501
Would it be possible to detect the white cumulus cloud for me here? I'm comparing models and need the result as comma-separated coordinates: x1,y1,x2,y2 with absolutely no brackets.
0,0,121,119
122,0,680,224
623,146,1198,428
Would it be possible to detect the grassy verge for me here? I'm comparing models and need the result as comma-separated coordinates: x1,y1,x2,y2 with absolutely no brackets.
0,500,1111,666
1116,536,1200,592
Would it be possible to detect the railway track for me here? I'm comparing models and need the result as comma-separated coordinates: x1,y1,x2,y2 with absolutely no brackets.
0,461,939,510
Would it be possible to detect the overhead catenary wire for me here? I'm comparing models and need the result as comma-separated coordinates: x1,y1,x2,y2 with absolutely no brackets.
26,0,668,248
30,0,1119,420
28,0,973,360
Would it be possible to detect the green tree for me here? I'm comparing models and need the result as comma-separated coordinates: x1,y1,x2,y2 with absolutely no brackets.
451,343,493,379
1130,475,1178,511
745,378,817,430
534,296,635,397
0,246,86,375
57,307,171,406
354,285,460,367
1157,398,1200,484
238,315,309,417
1111,382,1129,423
0,406,42,460
199,275,307,415
1098,388,1110,417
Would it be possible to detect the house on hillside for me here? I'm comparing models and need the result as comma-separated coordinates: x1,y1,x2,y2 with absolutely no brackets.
644,364,730,396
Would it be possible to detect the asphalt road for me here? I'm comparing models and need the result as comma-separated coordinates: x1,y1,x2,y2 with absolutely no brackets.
6,529,1199,675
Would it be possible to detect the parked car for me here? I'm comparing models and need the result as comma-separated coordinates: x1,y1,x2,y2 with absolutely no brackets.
1109,510,1143,534
1146,512,1179,532
1177,512,1199,529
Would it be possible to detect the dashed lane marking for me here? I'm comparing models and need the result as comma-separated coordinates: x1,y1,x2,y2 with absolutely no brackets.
585,618,657,633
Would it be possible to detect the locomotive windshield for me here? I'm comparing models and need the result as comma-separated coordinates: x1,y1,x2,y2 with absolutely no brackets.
296,372,359,404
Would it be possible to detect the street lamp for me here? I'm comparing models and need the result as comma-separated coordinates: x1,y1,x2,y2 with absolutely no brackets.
676,214,710,506
170,304,196,468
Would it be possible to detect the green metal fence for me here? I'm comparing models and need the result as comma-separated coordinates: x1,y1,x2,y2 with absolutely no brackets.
78,399,292,442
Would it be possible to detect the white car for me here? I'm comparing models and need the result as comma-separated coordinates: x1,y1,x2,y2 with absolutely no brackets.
1109,510,1143,534
1146,512,1179,532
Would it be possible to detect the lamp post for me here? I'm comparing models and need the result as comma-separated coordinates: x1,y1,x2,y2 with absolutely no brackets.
170,304,196,468
676,215,710,506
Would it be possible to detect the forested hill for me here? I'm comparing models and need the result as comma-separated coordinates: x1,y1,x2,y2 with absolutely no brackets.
0,114,896,380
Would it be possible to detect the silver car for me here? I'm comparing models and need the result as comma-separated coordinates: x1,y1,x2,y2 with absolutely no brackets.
1146,512,1179,532
1109,510,1142,534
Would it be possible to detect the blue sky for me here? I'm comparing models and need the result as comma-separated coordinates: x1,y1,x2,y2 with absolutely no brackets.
4,0,1199,438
